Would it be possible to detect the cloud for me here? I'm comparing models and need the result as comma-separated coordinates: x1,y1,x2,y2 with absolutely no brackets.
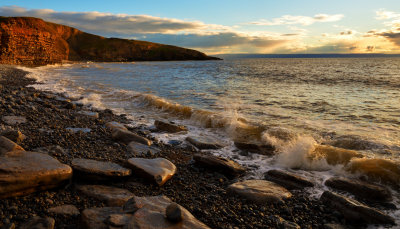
249,14,344,26
340,30,353,35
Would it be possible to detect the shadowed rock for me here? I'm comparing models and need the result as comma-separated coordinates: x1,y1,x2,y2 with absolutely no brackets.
154,120,187,133
186,136,224,150
112,128,152,145
2,116,27,125
227,180,292,204
0,130,25,144
71,158,131,180
264,170,314,190
166,203,183,223
48,205,80,216
127,158,176,186
0,136,24,155
325,177,392,202
234,141,275,156
105,121,128,131
270,215,300,229
320,191,395,225
76,185,134,207
127,141,161,157
0,151,72,199
193,154,246,176
19,216,55,229
77,110,99,119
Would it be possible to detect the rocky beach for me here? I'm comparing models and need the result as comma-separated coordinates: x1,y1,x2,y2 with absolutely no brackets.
0,64,398,229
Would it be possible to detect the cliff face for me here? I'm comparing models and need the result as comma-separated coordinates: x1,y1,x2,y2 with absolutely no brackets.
0,17,219,66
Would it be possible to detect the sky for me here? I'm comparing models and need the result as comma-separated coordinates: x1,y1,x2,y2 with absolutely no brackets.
1,0,400,54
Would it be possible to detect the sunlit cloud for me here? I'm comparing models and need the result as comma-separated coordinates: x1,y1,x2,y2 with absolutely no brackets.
249,14,344,26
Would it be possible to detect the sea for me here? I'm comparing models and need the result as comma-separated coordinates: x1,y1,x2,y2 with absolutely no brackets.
20,56,400,224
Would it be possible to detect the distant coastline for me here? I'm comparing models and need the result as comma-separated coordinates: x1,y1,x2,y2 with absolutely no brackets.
217,53,400,59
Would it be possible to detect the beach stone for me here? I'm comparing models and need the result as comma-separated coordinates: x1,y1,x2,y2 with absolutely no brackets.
154,120,187,133
264,170,314,190
320,191,395,225
81,195,209,229
227,180,292,204
0,130,25,144
0,151,72,198
71,158,131,180
270,215,301,229
0,136,24,155
34,145,66,156
2,116,27,125
325,177,392,202
166,203,183,223
77,110,99,119
127,158,176,186
323,223,347,229
105,121,128,131
193,154,246,176
76,185,134,206
66,127,91,133
313,145,363,165
19,216,55,229
234,141,275,155
47,205,80,216
64,102,76,110
186,136,224,150
112,128,152,145
127,141,161,156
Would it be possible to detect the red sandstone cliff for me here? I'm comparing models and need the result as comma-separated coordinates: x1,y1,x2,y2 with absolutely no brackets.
0,17,219,66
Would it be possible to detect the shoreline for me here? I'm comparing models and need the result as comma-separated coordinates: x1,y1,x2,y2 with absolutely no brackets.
0,65,396,228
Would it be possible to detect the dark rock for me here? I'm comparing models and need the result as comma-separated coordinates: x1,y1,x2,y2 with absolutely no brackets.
2,116,27,125
0,130,26,144
76,185,134,207
320,191,395,225
186,136,224,150
126,158,176,186
323,224,347,229
123,198,139,213
81,207,126,229
77,110,99,119
313,145,363,165
47,205,80,216
193,154,246,176
325,177,392,202
64,102,76,110
105,121,127,131
264,170,314,190
127,141,161,156
154,120,187,133
270,215,301,229
106,214,131,227
234,141,275,155
166,203,183,223
112,128,152,145
0,136,24,155
19,216,55,229
71,158,131,180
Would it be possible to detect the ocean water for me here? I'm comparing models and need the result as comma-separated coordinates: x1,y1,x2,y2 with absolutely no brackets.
21,58,400,223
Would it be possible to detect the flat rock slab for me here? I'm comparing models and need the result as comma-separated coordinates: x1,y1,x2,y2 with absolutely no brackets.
71,158,131,180
127,158,176,186
264,170,314,190
112,128,152,145
193,154,246,176
186,136,224,150
227,180,292,204
234,141,275,156
81,195,210,229
1,130,25,144
320,191,395,225
19,216,55,229
154,120,187,133
0,136,24,156
77,185,134,206
105,121,128,131
48,205,80,216
127,141,161,156
77,110,99,119
325,177,392,202
66,127,91,133
0,151,72,199
2,116,27,125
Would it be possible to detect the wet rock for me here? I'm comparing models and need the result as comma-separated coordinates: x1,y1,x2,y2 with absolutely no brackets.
0,130,25,144
105,121,128,131
320,191,395,225
227,180,292,204
127,158,176,186
313,145,363,165
47,204,80,216
0,151,72,198
112,128,152,145
186,136,224,150
325,177,392,202
234,141,275,156
76,185,134,206
77,110,99,119
127,141,161,156
0,136,24,155
166,203,183,223
19,216,55,229
270,215,301,229
193,154,246,176
71,158,131,180
154,120,187,133
264,170,314,190
2,116,27,125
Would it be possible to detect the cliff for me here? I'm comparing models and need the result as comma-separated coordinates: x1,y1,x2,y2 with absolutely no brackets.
0,17,219,66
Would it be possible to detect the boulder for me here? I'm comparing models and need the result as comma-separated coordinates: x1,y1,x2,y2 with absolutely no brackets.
154,120,187,133
0,151,72,198
166,203,183,223
0,130,25,144
264,170,314,190
227,180,292,204
81,195,210,229
47,205,80,216
127,158,176,186
186,136,224,150
127,141,161,157
2,116,27,125
71,158,131,180
19,216,55,229
105,121,128,131
234,141,275,156
0,136,24,156
320,191,395,225
112,128,152,145
193,154,246,176
76,185,134,207
325,177,392,202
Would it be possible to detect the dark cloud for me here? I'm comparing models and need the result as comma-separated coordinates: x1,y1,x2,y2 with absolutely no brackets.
340,30,352,35
281,33,299,36
366,46,375,52
377,32,400,46
300,42,357,53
